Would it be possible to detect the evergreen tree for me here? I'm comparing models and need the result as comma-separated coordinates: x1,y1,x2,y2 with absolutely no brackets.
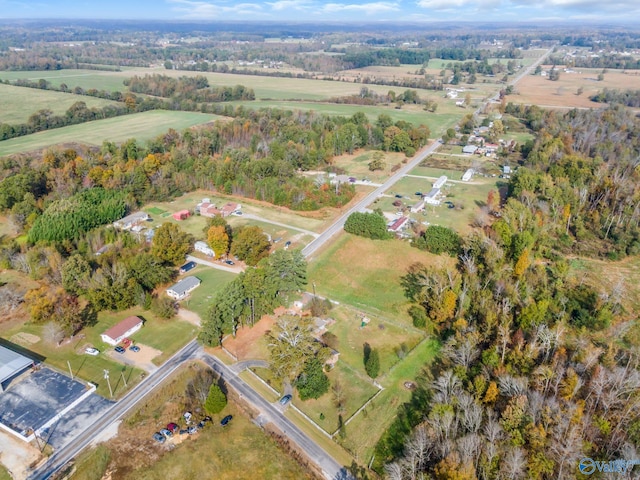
204,384,227,414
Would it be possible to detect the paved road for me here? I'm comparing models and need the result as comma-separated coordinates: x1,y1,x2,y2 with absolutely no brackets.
199,354,350,480
301,140,442,259
28,340,202,480
301,46,555,261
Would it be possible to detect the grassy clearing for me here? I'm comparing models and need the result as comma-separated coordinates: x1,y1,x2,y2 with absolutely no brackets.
0,69,132,92
0,465,10,480
0,83,120,124
0,111,220,155
308,233,452,323
342,338,439,462
68,444,111,480
179,266,237,320
293,361,378,434
332,150,407,183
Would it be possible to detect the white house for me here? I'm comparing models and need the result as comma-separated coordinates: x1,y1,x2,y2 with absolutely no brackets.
411,200,425,213
462,145,478,155
433,176,448,189
423,188,441,205
462,169,474,182
101,316,143,346
194,241,215,257
113,212,149,230
166,276,201,300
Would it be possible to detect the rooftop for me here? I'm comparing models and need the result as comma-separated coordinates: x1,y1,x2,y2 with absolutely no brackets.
103,316,143,341
167,276,201,296
0,346,33,385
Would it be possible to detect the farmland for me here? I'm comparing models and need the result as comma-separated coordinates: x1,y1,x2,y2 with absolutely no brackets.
0,111,220,155
506,67,640,108
0,83,120,124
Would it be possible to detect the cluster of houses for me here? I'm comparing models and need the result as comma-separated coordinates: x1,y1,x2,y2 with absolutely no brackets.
195,198,240,218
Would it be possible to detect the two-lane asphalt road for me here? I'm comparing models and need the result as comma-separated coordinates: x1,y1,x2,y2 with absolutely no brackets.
199,354,350,480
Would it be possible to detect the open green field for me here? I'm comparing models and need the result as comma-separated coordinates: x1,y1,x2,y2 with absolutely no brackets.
343,338,439,461
0,110,221,155
231,99,460,132
332,150,407,183
179,266,237,320
0,83,120,124
308,233,452,323
0,69,132,92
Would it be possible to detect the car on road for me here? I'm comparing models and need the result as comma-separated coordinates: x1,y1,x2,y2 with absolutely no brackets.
129,345,140,352
152,432,165,443
84,347,99,356
224,260,235,265
221,415,233,426
114,346,125,354
160,428,173,438
279,394,292,406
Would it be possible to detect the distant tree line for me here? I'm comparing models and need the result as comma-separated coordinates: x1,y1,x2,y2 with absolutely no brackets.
590,88,640,107
123,74,255,102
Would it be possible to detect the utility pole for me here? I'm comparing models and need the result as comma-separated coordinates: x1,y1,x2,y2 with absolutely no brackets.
103,369,113,398
312,282,316,297
67,360,73,380
120,368,128,388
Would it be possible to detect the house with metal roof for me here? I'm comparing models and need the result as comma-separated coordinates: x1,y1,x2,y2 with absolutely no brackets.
101,316,143,346
166,276,201,300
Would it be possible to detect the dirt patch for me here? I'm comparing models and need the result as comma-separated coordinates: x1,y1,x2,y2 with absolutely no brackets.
0,429,43,480
107,344,162,372
10,332,40,346
177,308,202,327
222,315,277,360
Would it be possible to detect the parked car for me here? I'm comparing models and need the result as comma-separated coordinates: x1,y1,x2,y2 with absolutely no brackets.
121,338,132,348
233,210,243,216
84,347,99,356
114,346,125,354
166,422,179,433
279,394,292,406
152,432,166,443
129,345,140,352
415,192,422,196
160,428,173,438
187,426,198,434
224,259,235,265
179,429,189,435
220,415,233,426
284,241,291,250
203,416,212,423
395,194,403,198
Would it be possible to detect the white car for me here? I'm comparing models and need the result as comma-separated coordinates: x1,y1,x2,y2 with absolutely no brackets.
84,347,100,356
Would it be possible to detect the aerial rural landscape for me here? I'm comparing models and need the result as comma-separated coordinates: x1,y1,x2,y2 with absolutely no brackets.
0,4,639,480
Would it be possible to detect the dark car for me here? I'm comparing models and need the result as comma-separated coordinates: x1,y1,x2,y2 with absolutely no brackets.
114,346,125,354
152,432,166,443
179,261,196,274
160,428,173,438
221,415,233,426
224,260,235,265
187,426,198,434
395,194,403,198
167,422,179,433
279,394,292,406
203,416,212,423
179,429,189,435
415,192,422,196
130,345,140,352
197,420,206,429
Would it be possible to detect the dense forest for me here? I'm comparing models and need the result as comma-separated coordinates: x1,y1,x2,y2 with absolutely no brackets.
374,104,640,479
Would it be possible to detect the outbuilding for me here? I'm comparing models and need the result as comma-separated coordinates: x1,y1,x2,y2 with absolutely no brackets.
0,345,33,392
166,276,201,300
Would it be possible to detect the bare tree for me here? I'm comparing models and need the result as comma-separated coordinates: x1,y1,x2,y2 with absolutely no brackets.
500,447,527,479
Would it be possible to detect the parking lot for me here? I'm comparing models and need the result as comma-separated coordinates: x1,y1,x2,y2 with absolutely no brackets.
0,367,111,448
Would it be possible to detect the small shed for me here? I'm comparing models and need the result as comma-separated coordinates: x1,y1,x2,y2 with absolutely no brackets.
172,210,191,221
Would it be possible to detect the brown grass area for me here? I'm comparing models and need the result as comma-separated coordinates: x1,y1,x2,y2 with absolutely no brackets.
506,68,640,108
221,315,276,361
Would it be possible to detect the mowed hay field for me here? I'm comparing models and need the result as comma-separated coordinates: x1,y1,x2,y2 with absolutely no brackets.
0,111,221,155
506,67,640,108
0,83,120,124
0,68,135,92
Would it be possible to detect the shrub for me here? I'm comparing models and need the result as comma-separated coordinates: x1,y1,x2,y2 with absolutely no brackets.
344,212,392,240
204,383,227,414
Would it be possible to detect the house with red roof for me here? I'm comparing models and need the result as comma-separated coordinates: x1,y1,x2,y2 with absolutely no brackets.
101,316,143,346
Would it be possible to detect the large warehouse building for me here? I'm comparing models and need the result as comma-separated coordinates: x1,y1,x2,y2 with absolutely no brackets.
0,345,33,392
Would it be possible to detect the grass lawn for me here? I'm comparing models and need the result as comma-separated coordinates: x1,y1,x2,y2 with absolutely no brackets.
0,465,11,480
342,338,439,462
0,111,222,155
0,83,120,124
179,266,237,320
325,305,424,379
95,307,197,366
308,234,453,324
293,361,379,435
332,150,407,184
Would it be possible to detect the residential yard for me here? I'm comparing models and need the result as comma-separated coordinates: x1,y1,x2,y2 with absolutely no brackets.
179,266,237,320
0,111,221,155
308,234,453,324
342,338,439,462
0,83,120,124
70,364,313,480
331,150,408,183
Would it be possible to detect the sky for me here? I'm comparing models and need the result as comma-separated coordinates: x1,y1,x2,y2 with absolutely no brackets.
0,0,638,23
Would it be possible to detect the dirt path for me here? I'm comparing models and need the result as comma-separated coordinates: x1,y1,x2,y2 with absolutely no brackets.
0,430,42,480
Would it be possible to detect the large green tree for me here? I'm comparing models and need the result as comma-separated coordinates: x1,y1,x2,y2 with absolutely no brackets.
296,357,330,400
230,225,271,266
204,384,227,414
151,223,193,265
268,315,318,381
